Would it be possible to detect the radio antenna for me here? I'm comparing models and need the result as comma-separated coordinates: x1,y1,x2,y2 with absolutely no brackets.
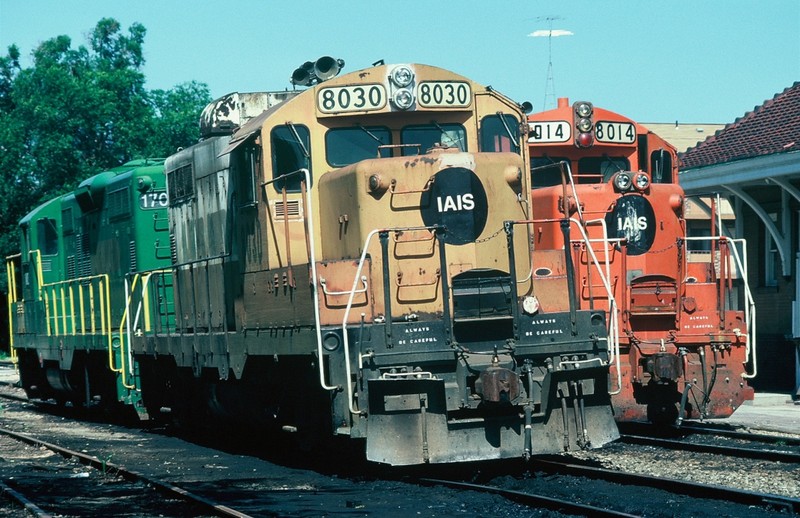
530,16,572,110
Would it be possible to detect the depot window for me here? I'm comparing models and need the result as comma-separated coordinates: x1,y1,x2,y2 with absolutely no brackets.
325,126,392,167
271,124,311,193
480,114,521,153
401,123,466,156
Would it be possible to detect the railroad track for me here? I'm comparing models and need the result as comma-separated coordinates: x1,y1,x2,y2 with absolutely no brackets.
678,421,800,447
619,433,800,463
0,426,253,517
418,477,639,517
534,455,800,514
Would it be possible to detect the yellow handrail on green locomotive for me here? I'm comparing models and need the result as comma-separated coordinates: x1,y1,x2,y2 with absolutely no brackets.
129,269,174,334
115,274,142,390
5,253,20,366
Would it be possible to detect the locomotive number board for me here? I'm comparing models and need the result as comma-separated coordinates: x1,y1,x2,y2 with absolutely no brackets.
317,81,472,113
416,81,471,108
527,121,571,143
594,121,636,144
317,84,388,114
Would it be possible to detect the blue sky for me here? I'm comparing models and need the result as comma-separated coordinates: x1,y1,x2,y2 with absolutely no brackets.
1,0,798,123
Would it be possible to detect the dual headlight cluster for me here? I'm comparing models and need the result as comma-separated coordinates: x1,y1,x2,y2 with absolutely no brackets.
390,65,415,110
573,101,594,148
613,171,650,192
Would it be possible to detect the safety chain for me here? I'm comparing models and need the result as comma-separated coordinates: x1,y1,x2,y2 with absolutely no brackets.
475,225,506,244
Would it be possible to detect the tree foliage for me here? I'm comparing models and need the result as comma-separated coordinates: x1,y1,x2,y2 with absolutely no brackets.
0,18,211,291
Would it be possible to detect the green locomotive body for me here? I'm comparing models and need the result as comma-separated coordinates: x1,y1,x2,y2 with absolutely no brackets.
7,159,169,414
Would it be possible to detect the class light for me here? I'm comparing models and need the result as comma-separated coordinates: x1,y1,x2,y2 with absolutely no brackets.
390,65,414,87
614,172,632,191
393,89,414,110
634,173,650,191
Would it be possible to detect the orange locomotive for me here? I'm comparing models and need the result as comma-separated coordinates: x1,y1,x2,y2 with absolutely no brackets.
527,98,755,423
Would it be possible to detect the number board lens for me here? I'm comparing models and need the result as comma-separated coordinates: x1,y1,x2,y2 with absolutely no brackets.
317,84,387,114
417,81,471,108
527,121,571,143
594,121,636,144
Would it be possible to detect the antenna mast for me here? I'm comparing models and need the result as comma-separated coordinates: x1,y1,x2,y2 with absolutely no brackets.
541,16,560,110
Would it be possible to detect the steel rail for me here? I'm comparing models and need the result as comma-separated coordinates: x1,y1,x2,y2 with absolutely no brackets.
677,422,800,447
418,478,640,518
0,480,52,518
535,457,800,513
0,426,253,518
620,433,800,463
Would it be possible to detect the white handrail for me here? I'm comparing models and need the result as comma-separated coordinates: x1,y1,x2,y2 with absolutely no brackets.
684,235,756,378
341,225,437,416
567,217,622,394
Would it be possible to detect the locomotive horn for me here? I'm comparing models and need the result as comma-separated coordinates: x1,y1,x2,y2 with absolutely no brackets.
314,56,345,82
291,61,315,86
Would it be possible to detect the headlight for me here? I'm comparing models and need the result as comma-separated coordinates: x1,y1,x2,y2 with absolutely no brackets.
390,65,414,87
635,173,650,190
577,117,592,132
575,102,592,118
392,89,414,110
614,172,632,191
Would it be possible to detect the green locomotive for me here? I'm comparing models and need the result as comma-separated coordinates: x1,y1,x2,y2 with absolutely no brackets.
7,159,169,415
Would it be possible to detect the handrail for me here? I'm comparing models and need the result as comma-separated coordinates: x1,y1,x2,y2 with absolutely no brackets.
565,217,621,394
573,217,622,395
5,255,19,365
341,225,439,416
556,160,620,393
262,168,335,391
684,235,756,379
115,276,139,389
320,276,367,296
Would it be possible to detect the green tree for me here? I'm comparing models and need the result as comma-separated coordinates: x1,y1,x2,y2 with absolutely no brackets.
0,18,211,292
148,80,211,157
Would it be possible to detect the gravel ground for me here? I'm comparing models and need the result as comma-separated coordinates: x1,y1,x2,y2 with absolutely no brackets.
567,440,800,498
2,378,799,517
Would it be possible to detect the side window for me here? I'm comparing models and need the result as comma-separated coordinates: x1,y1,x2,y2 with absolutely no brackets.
650,149,673,183
325,127,392,167
530,157,569,188
234,141,260,207
167,164,194,205
37,218,58,256
271,125,311,192
401,124,466,156
480,114,520,153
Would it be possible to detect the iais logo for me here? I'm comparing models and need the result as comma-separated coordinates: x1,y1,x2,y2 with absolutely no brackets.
420,167,488,245
605,195,656,256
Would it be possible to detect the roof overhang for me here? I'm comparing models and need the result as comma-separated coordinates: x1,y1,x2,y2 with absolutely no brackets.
679,150,800,194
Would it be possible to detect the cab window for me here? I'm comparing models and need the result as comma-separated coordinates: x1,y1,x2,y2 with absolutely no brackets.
401,123,466,156
37,218,58,256
480,114,520,153
234,140,260,207
578,157,630,183
325,126,392,166
271,125,311,192
650,149,673,183
530,157,569,188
